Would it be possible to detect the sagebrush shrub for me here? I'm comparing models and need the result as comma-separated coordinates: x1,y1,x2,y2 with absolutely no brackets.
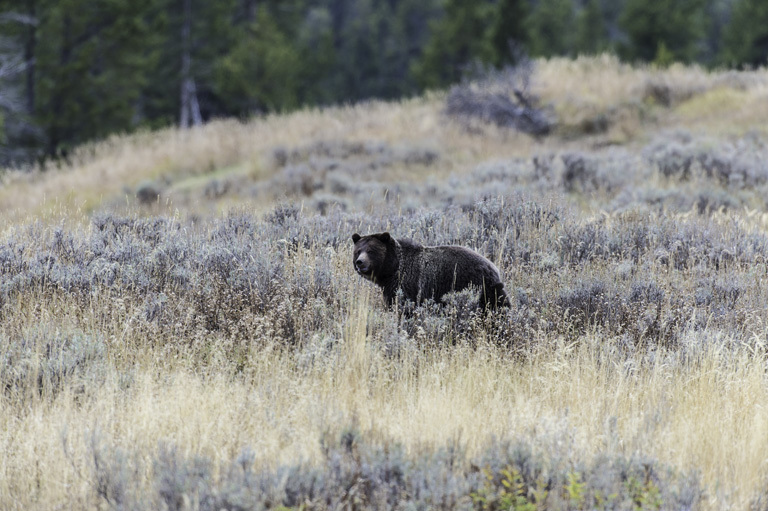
2,195,768,356
79,428,702,510
1,325,105,399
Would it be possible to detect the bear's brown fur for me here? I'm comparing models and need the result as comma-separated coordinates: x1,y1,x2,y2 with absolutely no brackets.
352,232,508,310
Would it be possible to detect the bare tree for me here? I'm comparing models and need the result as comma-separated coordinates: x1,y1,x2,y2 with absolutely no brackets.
0,7,37,111
0,7,41,166
179,0,202,129
0,53,24,111
0,11,37,25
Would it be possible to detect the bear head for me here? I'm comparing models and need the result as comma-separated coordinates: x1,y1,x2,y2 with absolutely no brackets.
351,232,397,283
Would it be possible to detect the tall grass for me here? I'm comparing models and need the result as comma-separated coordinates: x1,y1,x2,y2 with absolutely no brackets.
2,293,766,508
2,57,768,509
2,201,768,508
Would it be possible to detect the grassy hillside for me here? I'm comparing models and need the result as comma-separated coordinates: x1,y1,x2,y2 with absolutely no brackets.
2,56,768,509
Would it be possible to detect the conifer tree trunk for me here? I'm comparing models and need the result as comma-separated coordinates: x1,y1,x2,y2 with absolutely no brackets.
242,0,257,22
180,0,202,129
23,0,35,113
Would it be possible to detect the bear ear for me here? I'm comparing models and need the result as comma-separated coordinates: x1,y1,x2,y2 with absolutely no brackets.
377,232,391,243
352,233,361,243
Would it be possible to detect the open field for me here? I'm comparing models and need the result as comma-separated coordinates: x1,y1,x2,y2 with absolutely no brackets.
2,56,768,509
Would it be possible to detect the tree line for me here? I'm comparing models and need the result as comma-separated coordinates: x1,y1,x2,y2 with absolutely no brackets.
0,0,766,166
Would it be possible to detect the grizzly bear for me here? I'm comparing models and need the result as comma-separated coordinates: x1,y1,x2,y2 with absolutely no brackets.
352,232,509,310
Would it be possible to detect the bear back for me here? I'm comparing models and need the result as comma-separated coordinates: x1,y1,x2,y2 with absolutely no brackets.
352,232,508,309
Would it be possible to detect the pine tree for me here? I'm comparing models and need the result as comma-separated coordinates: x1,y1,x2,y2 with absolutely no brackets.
489,0,530,66
619,0,707,64
294,5,338,105
527,0,576,57
720,0,768,66
412,0,495,89
139,0,239,129
34,0,154,155
212,5,302,113
576,0,608,55
332,0,385,100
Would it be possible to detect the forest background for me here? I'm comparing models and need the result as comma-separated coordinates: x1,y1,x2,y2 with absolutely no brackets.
0,0,767,167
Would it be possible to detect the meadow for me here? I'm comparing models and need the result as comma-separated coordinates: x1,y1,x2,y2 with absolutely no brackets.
2,56,768,509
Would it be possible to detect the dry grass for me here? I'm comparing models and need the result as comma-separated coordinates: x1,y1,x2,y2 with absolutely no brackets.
3,56,768,509
0,99,457,225
2,56,766,227
2,293,768,508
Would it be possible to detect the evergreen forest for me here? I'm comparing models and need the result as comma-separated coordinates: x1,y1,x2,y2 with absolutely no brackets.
0,0,766,165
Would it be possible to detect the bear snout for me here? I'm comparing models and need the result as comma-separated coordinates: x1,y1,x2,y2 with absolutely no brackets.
355,255,371,274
